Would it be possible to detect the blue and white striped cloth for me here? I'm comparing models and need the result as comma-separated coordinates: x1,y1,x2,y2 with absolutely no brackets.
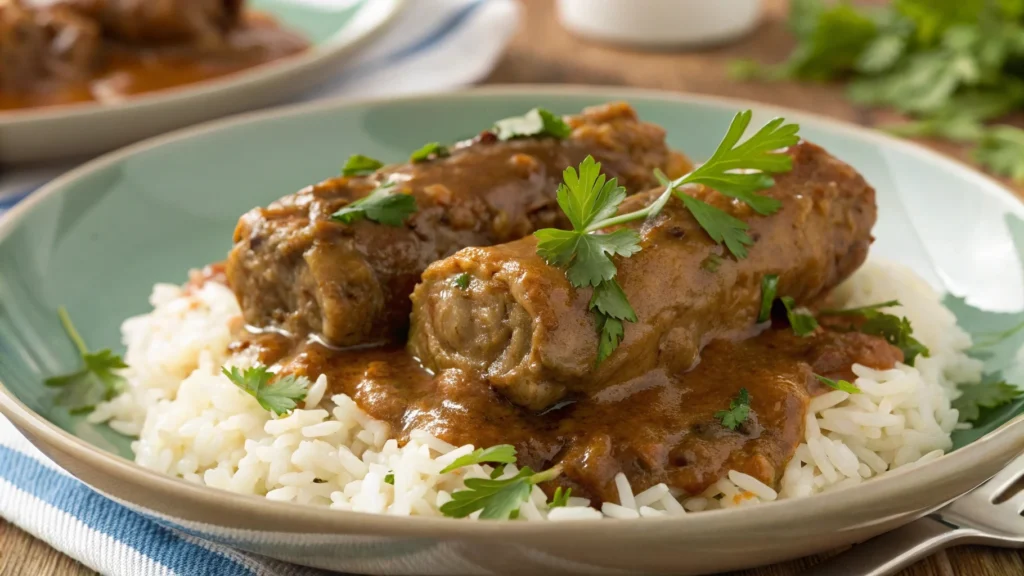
0,1,518,574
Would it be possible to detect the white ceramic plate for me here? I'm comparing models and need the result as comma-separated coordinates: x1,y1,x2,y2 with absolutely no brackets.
0,0,404,164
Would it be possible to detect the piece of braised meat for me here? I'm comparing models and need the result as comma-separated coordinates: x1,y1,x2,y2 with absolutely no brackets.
0,0,101,93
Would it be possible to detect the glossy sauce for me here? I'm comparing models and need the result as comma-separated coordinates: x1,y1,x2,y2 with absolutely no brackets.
0,13,307,111
232,324,901,503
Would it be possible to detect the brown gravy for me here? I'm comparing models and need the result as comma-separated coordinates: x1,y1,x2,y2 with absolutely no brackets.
0,13,307,111
232,325,901,503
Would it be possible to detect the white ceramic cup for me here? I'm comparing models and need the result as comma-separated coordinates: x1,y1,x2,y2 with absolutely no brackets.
556,0,763,49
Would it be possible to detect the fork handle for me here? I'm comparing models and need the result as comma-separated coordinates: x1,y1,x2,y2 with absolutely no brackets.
800,516,963,576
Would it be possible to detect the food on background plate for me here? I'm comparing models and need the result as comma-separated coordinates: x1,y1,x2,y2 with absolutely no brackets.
0,0,307,111
50,102,1017,521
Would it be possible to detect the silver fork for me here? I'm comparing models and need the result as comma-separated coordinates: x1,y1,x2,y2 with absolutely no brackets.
802,453,1024,576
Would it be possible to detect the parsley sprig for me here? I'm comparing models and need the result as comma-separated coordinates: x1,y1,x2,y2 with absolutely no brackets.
493,107,572,140
820,300,930,366
437,444,564,519
440,445,518,474
330,182,417,227
715,388,752,431
534,112,800,363
222,366,310,416
45,307,128,415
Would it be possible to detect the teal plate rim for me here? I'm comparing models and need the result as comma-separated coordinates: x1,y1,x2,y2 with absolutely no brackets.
1,85,1023,538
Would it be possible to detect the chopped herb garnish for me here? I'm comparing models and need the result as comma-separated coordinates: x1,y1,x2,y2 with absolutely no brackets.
813,373,860,394
330,182,417,227
440,444,518,474
440,465,562,520
453,273,471,290
384,472,395,485
758,274,779,322
953,376,1024,423
820,301,930,366
341,154,383,177
222,365,310,416
701,254,724,272
780,296,819,337
45,307,128,415
549,486,572,509
715,388,751,431
410,142,450,163
493,108,572,140
489,464,506,479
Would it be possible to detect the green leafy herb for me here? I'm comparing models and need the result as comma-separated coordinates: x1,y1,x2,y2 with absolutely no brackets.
819,300,930,365
440,444,518,474
701,254,724,272
549,486,572,509
780,296,819,337
715,388,752,431
45,307,128,415
384,473,395,485
758,274,779,323
440,466,562,520
676,193,756,260
222,365,310,416
410,142,450,163
341,154,384,177
953,377,1023,422
974,125,1024,182
489,465,506,479
493,108,572,140
330,182,417,227
813,373,861,394
454,273,471,290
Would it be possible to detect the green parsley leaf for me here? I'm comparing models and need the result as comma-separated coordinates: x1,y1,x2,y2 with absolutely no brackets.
783,0,880,81
595,314,625,365
589,280,637,322
861,314,931,366
222,365,310,416
715,388,752,431
384,473,395,485
556,155,629,232
489,464,506,479
45,307,128,415
813,373,861,394
780,296,819,337
678,194,755,260
974,125,1024,182
700,254,724,272
454,273,471,290
493,108,572,140
330,182,417,227
341,154,384,177
440,445,518,474
820,300,901,316
758,274,779,323
440,466,562,520
410,142,450,163
953,377,1023,422
549,486,572,509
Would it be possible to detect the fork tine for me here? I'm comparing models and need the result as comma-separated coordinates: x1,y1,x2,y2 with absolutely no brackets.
976,453,1024,501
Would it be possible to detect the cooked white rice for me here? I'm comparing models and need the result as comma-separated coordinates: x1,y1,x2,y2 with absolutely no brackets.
89,259,983,519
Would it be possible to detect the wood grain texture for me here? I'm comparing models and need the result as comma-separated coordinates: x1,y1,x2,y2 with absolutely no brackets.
3,1,1022,575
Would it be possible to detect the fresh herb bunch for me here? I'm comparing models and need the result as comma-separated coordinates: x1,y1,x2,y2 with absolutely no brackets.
45,307,128,415
534,111,800,363
733,0,1024,181
222,365,310,416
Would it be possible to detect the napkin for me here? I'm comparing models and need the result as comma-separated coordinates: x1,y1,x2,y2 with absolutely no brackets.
0,1,519,574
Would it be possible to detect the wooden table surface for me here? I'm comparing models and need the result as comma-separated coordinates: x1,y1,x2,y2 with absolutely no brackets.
3,1,1023,575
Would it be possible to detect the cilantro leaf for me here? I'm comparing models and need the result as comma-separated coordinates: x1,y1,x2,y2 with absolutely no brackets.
330,182,417,227
715,388,752,431
440,444,518,474
953,377,1023,422
454,273,471,290
384,473,395,485
440,466,562,520
549,487,572,509
974,125,1024,182
410,142,450,163
341,154,383,177
222,365,310,416
494,108,572,140
813,373,861,394
758,274,779,323
780,296,819,337
45,307,128,415
677,194,754,259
